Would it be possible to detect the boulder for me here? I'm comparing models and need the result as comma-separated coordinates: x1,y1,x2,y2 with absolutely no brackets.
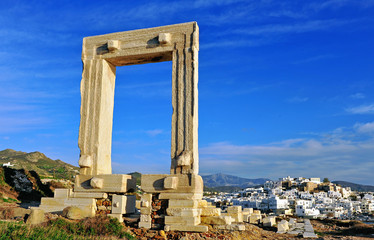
62,206,84,220
26,209,46,225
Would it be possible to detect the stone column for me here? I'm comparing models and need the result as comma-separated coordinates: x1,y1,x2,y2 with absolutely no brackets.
170,25,199,175
78,59,116,176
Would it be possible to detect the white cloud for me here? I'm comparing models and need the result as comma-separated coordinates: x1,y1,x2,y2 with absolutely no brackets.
346,104,374,114
354,122,374,133
199,123,374,184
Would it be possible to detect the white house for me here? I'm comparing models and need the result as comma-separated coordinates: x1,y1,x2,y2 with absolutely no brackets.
2,162,14,167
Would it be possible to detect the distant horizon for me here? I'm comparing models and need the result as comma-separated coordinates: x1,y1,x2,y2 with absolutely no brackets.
1,1,373,185
3,147,374,187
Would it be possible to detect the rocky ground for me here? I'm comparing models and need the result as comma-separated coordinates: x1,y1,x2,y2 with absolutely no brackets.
311,219,374,240
1,202,374,239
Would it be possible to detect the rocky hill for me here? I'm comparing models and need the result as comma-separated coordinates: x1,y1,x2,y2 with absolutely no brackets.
202,173,270,188
0,149,79,180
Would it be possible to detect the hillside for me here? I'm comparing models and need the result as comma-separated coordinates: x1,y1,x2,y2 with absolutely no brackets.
0,166,53,202
332,180,374,192
0,149,79,180
202,173,270,188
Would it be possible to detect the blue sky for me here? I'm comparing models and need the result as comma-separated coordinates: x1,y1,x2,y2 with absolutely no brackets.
1,0,374,185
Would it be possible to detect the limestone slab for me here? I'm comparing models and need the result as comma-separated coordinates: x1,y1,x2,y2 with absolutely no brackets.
200,207,221,217
201,216,233,225
72,192,108,198
74,174,135,193
165,216,200,225
139,221,152,229
54,189,72,198
165,224,208,232
263,216,276,227
141,174,203,194
112,195,136,214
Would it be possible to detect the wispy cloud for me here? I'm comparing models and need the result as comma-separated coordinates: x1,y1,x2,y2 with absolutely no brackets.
287,97,309,103
292,54,335,64
354,122,374,134
200,122,374,184
346,104,374,114
231,19,356,36
145,129,164,137
350,93,365,99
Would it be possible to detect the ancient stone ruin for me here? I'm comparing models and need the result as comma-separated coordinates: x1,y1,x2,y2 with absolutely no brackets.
38,22,250,232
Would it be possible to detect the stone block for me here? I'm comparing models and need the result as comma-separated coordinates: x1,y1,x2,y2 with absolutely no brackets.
141,174,203,194
159,193,203,200
26,209,46,225
168,199,198,208
165,224,208,232
72,192,108,198
200,207,221,217
165,216,200,225
164,176,178,189
54,189,72,198
75,174,135,193
249,214,262,224
243,208,253,214
141,201,149,208
214,224,245,231
112,195,136,214
64,198,96,217
263,216,276,227
139,221,152,229
225,212,243,222
289,218,296,226
140,214,152,223
13,208,31,218
136,200,141,209
140,207,152,215
303,232,318,238
277,220,289,233
141,193,152,203
166,208,201,217
41,197,65,207
227,206,242,214
201,216,233,225
198,200,208,208
253,210,261,215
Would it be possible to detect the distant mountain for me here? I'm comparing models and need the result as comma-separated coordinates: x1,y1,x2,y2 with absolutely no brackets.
128,172,141,185
202,173,270,188
332,180,374,192
0,149,79,180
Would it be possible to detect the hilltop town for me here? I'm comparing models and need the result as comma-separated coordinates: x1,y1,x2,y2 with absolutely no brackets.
205,176,374,222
